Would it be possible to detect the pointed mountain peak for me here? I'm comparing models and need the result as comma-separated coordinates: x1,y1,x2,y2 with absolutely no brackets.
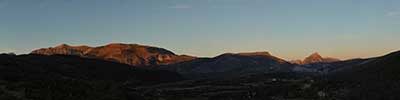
309,52,322,58
301,52,340,64
302,52,324,64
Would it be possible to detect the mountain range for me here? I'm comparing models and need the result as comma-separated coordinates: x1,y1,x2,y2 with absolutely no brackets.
30,43,345,78
31,43,341,66
1,43,399,100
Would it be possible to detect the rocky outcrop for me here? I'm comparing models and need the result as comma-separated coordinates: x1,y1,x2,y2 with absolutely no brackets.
291,52,340,64
31,43,196,66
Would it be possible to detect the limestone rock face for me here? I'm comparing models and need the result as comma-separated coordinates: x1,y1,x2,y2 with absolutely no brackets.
303,53,325,64
31,43,196,66
31,44,91,56
291,52,340,65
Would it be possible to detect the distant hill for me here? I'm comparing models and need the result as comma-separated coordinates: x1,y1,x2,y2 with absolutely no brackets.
163,52,294,78
31,43,196,66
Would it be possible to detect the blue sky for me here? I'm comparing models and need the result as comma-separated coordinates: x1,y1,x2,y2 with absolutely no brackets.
1,0,400,60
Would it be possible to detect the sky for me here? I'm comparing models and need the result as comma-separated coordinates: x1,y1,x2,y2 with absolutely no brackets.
1,0,400,60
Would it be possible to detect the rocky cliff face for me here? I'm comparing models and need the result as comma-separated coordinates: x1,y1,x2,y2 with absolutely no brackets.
291,52,340,64
303,53,325,64
31,43,196,66
31,44,91,56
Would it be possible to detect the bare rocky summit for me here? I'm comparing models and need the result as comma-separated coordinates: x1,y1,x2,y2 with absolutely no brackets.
31,43,196,66
291,52,340,64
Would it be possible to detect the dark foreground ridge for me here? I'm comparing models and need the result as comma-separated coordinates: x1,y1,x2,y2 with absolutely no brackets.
0,54,183,100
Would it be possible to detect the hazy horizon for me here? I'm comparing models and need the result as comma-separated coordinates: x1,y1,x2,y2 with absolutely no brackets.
1,0,400,60
2,42,397,61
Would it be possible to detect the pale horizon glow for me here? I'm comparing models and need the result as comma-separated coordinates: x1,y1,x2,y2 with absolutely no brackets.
1,0,399,60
